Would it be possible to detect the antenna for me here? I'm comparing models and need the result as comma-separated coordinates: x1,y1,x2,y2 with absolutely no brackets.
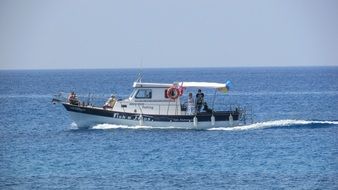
136,72,142,83
140,56,143,69
135,57,143,83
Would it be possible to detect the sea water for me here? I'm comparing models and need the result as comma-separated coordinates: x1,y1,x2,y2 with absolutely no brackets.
0,67,337,189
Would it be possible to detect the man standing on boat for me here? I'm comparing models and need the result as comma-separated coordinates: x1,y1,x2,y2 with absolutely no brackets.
195,89,204,113
68,92,79,105
103,94,116,109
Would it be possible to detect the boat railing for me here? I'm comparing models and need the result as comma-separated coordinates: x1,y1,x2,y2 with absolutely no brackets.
52,92,68,104
52,92,119,107
204,94,254,124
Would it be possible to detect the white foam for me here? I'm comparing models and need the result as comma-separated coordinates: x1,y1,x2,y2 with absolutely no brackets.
74,119,338,131
70,122,78,129
208,119,338,131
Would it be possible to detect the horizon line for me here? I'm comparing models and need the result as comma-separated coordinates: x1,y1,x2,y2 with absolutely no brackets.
1,65,337,71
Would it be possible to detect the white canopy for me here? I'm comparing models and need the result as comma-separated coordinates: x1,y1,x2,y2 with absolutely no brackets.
177,82,227,89
133,82,172,88
133,81,230,90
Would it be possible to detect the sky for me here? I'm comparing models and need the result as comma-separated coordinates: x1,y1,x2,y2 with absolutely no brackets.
0,0,337,69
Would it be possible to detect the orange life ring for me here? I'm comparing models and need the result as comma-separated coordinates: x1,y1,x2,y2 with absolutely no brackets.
167,87,180,99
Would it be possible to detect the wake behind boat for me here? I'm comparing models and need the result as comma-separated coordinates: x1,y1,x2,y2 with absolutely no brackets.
52,79,250,129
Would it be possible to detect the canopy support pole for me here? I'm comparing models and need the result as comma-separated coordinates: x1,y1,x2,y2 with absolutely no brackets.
211,89,217,111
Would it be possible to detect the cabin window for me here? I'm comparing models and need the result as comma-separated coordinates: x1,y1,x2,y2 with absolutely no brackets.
135,89,152,99
164,89,168,98
164,89,170,98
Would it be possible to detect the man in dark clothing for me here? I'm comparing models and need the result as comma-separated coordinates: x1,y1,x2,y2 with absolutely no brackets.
195,89,204,113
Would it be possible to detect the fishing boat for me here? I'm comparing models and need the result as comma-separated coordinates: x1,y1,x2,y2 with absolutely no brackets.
52,79,248,129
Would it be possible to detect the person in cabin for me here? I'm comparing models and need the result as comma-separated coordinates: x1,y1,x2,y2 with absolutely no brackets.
103,94,116,109
195,89,204,113
187,92,195,115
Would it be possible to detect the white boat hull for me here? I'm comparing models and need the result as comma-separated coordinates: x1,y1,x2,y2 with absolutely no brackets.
68,111,241,129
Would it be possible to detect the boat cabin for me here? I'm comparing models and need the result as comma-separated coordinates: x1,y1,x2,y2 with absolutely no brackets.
112,82,182,115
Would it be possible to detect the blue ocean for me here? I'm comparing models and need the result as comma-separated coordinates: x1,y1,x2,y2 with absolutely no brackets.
1,67,337,189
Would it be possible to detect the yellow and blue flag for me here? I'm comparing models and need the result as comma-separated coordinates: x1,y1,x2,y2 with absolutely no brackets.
217,80,232,93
